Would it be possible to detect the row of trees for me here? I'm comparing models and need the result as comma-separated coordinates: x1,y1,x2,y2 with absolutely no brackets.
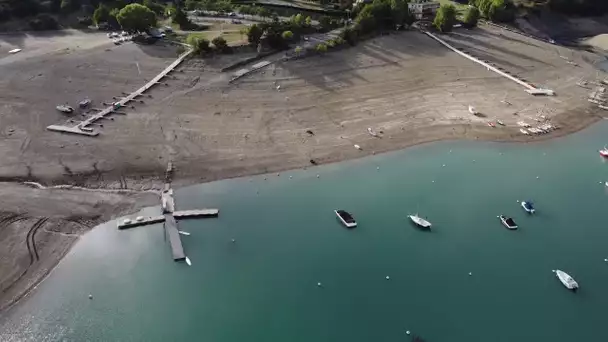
469,0,514,23
353,0,414,36
93,3,157,32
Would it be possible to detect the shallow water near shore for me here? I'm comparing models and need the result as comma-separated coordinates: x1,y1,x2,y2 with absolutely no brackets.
2,122,608,341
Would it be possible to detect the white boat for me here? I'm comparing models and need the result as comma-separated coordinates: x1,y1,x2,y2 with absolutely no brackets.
605,181,608,187
520,129,529,135
178,230,190,236
555,270,578,291
8,48,22,54
367,127,379,137
185,257,192,266
468,105,478,115
499,215,517,229
354,144,362,150
408,214,432,229
335,210,357,228
521,201,535,214
496,120,505,126
56,105,74,113
135,216,144,222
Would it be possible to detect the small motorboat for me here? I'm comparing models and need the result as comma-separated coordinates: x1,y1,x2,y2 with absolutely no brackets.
499,215,517,229
178,230,190,236
605,181,608,187
56,105,74,114
135,216,144,222
468,105,478,115
554,270,578,291
185,257,192,266
79,98,91,108
600,146,608,158
335,210,357,228
521,201,535,214
408,214,432,229
496,120,505,126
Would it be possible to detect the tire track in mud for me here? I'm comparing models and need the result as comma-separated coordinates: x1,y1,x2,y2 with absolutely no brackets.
30,218,49,262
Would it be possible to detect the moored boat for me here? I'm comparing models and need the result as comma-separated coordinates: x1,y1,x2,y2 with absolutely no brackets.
554,270,578,291
600,146,608,158
496,120,505,126
521,201,535,214
408,214,432,229
498,215,517,229
56,105,74,114
335,210,357,228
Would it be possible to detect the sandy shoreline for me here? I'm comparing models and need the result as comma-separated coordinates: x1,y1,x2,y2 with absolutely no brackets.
1,23,607,313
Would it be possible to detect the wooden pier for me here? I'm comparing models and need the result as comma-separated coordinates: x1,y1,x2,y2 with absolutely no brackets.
173,209,219,219
117,215,165,230
118,162,219,262
164,214,185,261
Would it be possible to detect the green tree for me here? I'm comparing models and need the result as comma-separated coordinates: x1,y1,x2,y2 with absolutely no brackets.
282,30,293,41
315,43,327,54
187,34,211,54
292,13,304,26
212,36,228,51
109,8,120,28
117,3,157,32
304,16,312,26
247,23,263,45
355,5,377,34
433,4,456,32
390,0,408,28
172,5,192,29
93,4,110,25
463,6,480,27
488,0,514,22
143,0,166,15
294,46,303,56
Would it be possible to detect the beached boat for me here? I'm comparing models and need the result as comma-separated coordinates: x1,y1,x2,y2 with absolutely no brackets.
496,120,505,126
367,127,379,137
79,98,91,108
520,129,529,135
468,105,478,115
521,201,535,214
555,270,578,291
600,146,608,158
408,214,432,229
499,215,518,229
335,210,357,228
56,105,74,114
487,122,495,127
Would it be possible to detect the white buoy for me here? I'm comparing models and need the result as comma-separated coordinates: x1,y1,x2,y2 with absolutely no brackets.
377,167,380,170
88,294,93,299
432,180,435,183
604,259,607,262
406,331,411,335
552,269,556,273
289,175,293,179
317,282,322,287
536,176,540,179
442,164,446,167
386,276,390,280
231,238,236,243
316,174,320,178
469,272,472,276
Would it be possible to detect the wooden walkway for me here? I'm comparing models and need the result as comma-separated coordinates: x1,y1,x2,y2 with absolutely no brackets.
47,48,194,136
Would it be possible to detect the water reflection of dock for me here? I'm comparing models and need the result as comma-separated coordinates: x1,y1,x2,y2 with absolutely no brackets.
118,162,218,261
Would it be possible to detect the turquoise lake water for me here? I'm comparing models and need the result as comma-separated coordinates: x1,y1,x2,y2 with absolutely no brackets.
2,122,608,341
